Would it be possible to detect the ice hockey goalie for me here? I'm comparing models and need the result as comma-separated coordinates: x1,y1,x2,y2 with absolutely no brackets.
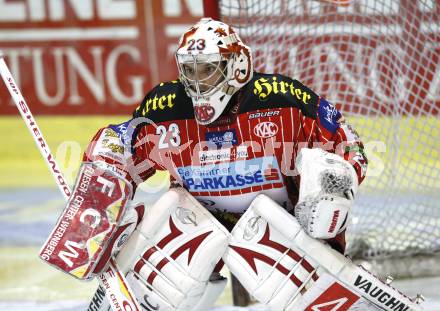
38,17,423,311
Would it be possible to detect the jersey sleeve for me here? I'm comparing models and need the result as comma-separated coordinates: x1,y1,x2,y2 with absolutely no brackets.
312,97,368,184
267,74,367,184
303,97,368,254
83,119,156,190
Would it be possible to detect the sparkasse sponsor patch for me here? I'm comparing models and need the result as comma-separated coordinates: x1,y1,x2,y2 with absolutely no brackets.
178,156,281,191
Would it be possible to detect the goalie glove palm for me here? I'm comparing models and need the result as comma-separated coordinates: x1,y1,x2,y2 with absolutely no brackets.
294,148,358,239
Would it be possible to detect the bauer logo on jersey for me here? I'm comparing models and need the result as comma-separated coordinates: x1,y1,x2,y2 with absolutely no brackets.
248,110,280,120
318,98,342,133
205,129,238,147
254,121,278,138
178,156,281,191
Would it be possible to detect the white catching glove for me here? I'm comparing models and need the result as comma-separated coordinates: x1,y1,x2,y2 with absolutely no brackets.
294,148,359,239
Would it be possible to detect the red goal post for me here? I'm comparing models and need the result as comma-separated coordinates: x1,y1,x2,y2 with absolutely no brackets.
202,0,440,278
203,0,220,21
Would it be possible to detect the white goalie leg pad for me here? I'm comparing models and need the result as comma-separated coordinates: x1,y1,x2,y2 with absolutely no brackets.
223,194,320,310
123,271,226,311
115,187,230,311
193,274,227,311
295,148,359,239
223,194,423,311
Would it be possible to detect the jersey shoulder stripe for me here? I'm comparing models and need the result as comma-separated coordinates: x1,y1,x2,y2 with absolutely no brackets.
133,80,194,122
240,72,319,119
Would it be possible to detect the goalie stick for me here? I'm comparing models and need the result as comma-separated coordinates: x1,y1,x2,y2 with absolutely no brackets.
0,51,141,311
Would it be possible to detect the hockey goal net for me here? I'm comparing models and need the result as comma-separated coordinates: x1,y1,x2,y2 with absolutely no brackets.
205,0,440,277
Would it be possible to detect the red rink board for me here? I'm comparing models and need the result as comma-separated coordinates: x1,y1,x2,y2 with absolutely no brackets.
0,0,202,115
0,0,439,115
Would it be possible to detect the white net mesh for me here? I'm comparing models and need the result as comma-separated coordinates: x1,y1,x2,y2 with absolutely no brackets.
217,0,440,264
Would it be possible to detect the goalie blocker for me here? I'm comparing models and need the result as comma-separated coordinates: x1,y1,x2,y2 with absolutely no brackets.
223,194,424,311
39,162,139,280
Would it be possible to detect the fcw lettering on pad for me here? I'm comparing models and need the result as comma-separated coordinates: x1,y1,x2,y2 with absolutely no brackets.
58,240,82,268
97,176,116,197
40,173,114,262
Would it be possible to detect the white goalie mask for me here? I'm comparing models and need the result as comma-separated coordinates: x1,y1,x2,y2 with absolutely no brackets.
176,18,253,125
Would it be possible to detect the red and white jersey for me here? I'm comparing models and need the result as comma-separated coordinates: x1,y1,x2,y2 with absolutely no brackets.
84,72,367,232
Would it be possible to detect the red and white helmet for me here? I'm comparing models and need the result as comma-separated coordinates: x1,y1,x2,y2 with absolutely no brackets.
176,18,253,125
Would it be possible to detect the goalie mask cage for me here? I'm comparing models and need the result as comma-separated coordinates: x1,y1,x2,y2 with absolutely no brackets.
204,0,440,278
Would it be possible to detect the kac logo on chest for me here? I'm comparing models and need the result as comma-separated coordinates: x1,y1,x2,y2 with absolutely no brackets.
253,121,278,138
